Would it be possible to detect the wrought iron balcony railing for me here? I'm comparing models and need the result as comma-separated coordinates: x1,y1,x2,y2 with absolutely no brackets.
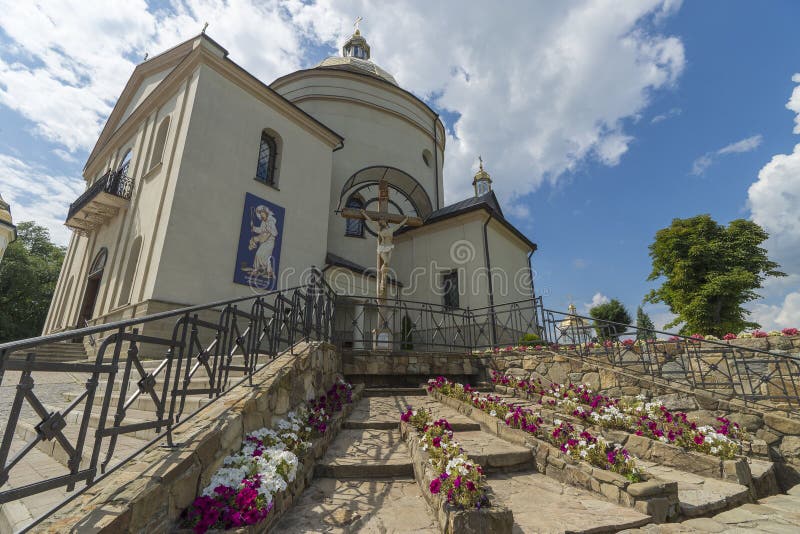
65,163,134,234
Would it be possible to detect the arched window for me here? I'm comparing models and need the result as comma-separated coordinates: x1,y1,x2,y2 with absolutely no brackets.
149,116,170,171
118,236,142,306
118,149,132,173
345,195,364,237
89,248,108,277
255,130,279,186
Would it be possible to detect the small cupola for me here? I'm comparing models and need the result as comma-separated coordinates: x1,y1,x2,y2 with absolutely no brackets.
343,20,371,60
472,156,493,197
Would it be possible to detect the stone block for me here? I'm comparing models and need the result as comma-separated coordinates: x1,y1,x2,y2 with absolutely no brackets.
764,413,800,435
600,482,620,502
779,435,800,459
627,480,677,498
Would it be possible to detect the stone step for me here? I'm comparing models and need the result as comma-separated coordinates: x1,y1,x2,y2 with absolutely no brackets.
749,458,780,498
62,390,210,414
344,395,481,431
490,470,652,533
619,484,800,533
638,460,752,519
315,429,414,478
15,414,151,470
43,403,163,440
450,429,533,473
272,477,440,533
363,387,428,397
0,444,72,533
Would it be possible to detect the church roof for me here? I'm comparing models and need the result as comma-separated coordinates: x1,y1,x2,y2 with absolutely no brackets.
315,56,398,86
399,191,537,251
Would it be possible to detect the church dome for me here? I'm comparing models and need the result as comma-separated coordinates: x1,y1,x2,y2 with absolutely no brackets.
315,27,398,86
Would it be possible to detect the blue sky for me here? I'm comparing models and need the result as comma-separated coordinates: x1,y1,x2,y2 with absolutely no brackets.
0,1,798,331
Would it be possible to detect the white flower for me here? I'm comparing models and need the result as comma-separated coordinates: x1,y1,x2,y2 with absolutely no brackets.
490,410,497,417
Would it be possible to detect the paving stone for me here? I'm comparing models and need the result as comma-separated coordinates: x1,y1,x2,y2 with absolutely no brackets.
449,429,533,471
315,429,413,478
490,470,651,533
273,477,439,533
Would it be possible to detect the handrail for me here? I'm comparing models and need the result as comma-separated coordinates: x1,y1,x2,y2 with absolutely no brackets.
65,162,135,222
0,267,335,518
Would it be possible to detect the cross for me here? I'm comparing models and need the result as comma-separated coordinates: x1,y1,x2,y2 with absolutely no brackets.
354,16,363,32
340,179,423,299
202,22,209,34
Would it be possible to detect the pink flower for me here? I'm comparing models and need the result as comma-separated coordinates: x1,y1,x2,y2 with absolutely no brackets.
782,327,799,336
429,478,442,494
723,333,737,340
432,436,442,448
752,330,768,338
400,409,412,422
694,434,704,445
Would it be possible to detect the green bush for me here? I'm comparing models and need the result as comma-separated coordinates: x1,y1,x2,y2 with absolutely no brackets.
519,333,541,346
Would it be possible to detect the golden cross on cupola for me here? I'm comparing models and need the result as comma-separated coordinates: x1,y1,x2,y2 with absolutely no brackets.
354,16,363,32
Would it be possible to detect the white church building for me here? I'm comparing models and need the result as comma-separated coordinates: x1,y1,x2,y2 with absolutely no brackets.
42,29,537,343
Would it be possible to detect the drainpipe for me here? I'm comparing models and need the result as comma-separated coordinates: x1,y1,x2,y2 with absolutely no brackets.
433,115,440,209
527,249,539,335
482,214,497,347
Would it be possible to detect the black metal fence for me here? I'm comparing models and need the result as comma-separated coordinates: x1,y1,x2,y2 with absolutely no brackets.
0,268,334,521
537,307,800,415
333,296,541,352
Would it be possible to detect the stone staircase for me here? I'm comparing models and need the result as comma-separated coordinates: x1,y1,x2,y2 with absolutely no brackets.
0,355,254,532
8,341,88,362
275,389,653,533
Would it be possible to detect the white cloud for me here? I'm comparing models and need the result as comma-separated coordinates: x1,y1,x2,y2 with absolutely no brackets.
0,154,84,245
651,106,681,123
746,73,800,330
584,292,610,312
691,153,713,176
717,134,763,155
0,1,686,241
788,73,800,134
690,134,763,175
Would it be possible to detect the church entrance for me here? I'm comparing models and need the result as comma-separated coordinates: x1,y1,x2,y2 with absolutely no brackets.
76,248,107,329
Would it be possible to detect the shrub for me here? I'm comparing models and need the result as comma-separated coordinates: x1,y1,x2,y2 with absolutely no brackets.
519,333,541,346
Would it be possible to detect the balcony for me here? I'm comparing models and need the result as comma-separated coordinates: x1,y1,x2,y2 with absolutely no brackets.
65,163,134,235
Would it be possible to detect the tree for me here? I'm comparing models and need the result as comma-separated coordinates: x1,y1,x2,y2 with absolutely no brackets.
645,215,785,337
635,306,656,340
589,299,632,340
0,222,65,342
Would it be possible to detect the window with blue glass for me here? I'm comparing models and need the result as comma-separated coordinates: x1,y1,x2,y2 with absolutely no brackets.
345,195,364,237
255,131,278,186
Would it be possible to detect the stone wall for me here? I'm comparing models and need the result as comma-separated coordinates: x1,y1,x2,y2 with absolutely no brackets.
486,350,800,488
37,342,342,533
343,351,486,387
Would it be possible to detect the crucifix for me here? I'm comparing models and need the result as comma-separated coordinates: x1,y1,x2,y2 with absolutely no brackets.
340,179,423,348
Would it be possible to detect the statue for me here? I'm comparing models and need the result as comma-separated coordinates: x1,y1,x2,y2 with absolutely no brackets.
361,209,408,296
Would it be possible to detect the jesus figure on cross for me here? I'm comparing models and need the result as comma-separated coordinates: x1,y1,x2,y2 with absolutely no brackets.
361,209,408,296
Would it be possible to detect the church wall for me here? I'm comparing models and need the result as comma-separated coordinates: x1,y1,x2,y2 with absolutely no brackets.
275,73,444,273
42,70,198,334
485,220,535,306
119,67,174,125
149,63,335,305
393,211,489,310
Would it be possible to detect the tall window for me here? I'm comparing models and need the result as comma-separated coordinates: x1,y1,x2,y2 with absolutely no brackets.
149,116,170,171
255,130,278,186
442,270,459,309
118,236,142,306
345,195,364,237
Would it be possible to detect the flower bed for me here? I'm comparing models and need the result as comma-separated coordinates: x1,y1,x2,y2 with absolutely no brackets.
490,371,747,461
180,379,355,533
427,377,641,481
425,380,680,522
399,407,513,533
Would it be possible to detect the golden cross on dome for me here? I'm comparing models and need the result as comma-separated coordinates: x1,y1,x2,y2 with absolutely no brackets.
202,22,209,34
354,16,363,32
479,155,484,171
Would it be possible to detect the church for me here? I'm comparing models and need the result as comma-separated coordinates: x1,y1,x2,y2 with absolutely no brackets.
42,28,537,342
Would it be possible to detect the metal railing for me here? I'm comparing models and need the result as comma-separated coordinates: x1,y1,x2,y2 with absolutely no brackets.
66,162,135,221
0,268,334,517
537,307,800,415
333,296,540,352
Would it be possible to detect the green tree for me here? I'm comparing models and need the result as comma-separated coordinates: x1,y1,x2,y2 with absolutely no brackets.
589,299,632,340
635,306,656,340
0,222,65,342
645,215,785,337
